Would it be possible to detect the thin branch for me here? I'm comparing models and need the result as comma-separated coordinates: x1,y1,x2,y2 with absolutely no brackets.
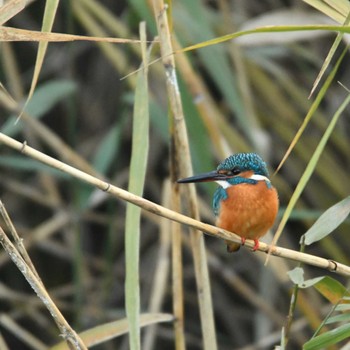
0,132,349,276
152,1,217,349
0,26,148,43
0,224,87,350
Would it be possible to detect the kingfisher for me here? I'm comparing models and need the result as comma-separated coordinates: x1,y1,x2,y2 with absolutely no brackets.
177,153,279,252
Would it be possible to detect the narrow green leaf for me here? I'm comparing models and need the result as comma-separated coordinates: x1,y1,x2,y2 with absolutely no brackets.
299,276,324,289
0,0,26,25
19,0,60,120
326,313,350,325
2,80,76,136
309,10,350,97
303,323,350,349
313,276,349,303
274,45,348,175
304,196,350,245
0,155,66,177
335,304,350,311
92,118,126,175
175,3,246,135
125,23,149,350
287,272,348,304
287,267,305,285
302,0,350,24
129,0,156,34
180,25,350,54
270,86,350,250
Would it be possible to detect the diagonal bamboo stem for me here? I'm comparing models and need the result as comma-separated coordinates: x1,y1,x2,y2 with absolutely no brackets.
152,1,217,349
0,131,349,276
0,217,87,350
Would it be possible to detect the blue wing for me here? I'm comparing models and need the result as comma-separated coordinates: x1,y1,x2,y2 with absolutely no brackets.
213,187,228,217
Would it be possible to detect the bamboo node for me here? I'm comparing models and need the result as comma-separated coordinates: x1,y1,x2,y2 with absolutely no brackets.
103,183,111,192
328,260,338,272
20,140,27,153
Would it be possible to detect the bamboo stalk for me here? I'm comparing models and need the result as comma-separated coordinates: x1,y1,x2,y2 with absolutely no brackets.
0,206,87,350
0,132,349,276
152,1,218,349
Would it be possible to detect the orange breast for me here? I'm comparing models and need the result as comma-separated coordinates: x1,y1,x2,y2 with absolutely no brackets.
216,181,279,241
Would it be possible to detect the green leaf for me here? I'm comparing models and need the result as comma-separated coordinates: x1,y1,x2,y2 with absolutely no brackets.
299,276,325,289
287,271,348,304
24,0,60,103
175,3,246,134
304,196,350,245
180,25,350,54
287,267,324,288
0,0,26,24
287,267,305,285
302,0,350,24
326,313,350,325
309,11,350,97
335,304,350,312
1,79,76,136
92,118,126,175
313,276,349,304
125,24,149,350
270,83,350,249
303,323,350,349
0,155,67,177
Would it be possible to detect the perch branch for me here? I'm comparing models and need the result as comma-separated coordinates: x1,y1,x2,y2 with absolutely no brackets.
0,132,349,276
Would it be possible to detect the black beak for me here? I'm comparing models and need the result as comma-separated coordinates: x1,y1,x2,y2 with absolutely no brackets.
177,170,228,183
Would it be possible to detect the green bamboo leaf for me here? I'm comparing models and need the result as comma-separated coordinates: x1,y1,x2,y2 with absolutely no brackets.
125,23,149,350
326,313,350,325
0,0,26,25
287,270,348,303
309,10,350,97
274,45,347,175
175,3,246,134
269,87,350,250
288,269,324,289
335,304,350,311
19,0,60,121
287,267,306,285
179,25,350,54
92,118,126,175
304,196,350,245
313,276,349,303
1,80,76,136
302,0,350,24
0,155,66,177
303,323,350,349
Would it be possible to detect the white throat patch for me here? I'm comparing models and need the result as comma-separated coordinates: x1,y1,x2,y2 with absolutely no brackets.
215,180,231,189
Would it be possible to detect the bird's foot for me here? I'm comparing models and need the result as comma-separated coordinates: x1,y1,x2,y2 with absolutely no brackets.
252,239,260,251
231,238,259,252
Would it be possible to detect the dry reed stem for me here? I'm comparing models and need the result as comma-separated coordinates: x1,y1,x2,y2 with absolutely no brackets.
0,132,349,277
0,206,87,350
152,1,217,349
0,314,47,350
0,26,145,43
143,181,172,350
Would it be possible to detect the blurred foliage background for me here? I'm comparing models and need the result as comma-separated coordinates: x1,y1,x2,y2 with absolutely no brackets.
1,0,350,349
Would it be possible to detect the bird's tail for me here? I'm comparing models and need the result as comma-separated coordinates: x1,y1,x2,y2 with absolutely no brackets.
226,241,241,253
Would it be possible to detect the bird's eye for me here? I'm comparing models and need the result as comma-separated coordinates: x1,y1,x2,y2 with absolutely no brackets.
227,167,241,176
